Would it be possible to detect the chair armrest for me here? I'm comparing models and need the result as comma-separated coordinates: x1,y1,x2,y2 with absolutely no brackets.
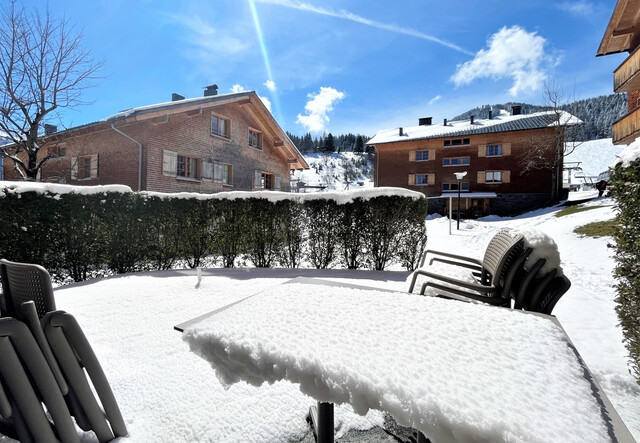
21,302,68,395
427,282,509,306
429,257,483,272
423,249,482,267
413,269,497,294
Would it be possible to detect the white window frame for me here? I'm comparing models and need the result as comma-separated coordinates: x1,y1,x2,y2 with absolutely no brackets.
486,171,502,183
487,144,502,157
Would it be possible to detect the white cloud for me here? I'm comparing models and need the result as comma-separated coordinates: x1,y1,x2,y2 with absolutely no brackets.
557,1,594,16
230,84,246,93
429,95,442,105
264,80,276,91
296,87,345,133
259,95,272,112
254,0,473,55
450,26,556,96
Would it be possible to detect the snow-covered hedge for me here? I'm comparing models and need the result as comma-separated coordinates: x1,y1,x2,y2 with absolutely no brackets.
610,141,640,384
0,182,428,281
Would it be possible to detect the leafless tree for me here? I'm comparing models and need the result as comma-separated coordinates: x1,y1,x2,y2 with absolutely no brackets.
518,82,582,203
0,1,103,180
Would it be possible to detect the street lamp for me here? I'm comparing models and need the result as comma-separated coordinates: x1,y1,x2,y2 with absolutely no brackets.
454,171,467,230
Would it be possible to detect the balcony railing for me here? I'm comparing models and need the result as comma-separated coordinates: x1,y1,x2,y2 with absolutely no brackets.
614,46,640,93
613,106,640,145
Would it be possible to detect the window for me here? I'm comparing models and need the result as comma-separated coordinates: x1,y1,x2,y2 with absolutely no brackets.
487,144,502,157
444,138,470,147
248,129,262,149
177,154,200,179
211,114,230,138
443,182,470,191
416,150,429,161
49,146,66,158
214,162,232,185
71,154,98,180
486,171,502,183
254,170,281,190
416,174,431,185
443,157,470,166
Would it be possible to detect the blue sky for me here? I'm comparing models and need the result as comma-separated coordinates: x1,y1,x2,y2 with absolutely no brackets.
23,0,626,136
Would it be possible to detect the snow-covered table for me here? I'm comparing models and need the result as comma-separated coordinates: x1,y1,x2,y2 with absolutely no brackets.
176,277,634,443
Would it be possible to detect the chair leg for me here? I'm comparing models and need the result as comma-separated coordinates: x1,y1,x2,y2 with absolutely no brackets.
308,401,334,443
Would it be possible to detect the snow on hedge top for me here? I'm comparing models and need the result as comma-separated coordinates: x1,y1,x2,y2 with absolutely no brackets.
142,187,424,203
0,181,424,203
0,181,131,197
612,136,640,168
183,281,610,443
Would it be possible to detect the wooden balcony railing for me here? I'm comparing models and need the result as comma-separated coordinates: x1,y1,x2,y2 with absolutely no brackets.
614,46,640,93
613,106,640,145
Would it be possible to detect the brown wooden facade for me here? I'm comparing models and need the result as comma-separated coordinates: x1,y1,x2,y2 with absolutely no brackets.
368,114,567,217
597,0,640,144
2,91,307,192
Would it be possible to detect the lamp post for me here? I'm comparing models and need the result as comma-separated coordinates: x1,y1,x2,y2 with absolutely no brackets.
454,171,467,230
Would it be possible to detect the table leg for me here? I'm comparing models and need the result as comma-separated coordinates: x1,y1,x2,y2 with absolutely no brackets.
308,401,334,443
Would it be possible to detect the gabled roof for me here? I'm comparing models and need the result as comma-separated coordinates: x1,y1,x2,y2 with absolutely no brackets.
597,0,640,56
366,110,582,146
45,91,308,170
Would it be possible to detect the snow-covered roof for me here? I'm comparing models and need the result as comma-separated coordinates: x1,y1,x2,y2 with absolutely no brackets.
100,91,251,122
367,110,583,145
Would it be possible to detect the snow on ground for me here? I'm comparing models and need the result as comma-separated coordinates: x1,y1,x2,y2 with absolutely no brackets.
564,138,625,179
291,152,373,192
29,197,638,442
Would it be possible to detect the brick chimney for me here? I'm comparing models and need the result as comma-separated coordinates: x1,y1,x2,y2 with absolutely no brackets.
204,84,218,97
44,124,57,136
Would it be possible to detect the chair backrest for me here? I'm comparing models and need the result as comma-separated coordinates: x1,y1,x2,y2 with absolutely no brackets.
481,230,525,288
0,259,56,321
530,274,571,315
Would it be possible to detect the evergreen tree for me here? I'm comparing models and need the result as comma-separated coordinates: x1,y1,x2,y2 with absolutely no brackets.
323,133,336,153
354,135,365,153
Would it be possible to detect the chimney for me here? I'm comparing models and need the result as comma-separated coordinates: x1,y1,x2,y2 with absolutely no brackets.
44,124,57,136
512,105,522,115
488,109,493,119
399,127,403,136
444,118,448,126
419,117,433,126
470,115,475,124
172,93,185,101
204,84,218,97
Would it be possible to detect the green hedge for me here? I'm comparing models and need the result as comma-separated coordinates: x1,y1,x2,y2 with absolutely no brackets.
0,186,428,283
611,159,640,384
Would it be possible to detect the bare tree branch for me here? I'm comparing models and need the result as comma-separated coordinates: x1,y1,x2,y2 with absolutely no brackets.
0,0,103,179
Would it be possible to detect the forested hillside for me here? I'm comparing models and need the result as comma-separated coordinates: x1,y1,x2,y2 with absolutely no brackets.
286,132,371,154
451,93,627,141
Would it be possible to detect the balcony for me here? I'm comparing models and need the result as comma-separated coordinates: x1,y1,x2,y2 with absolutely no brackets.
613,106,640,144
614,46,640,93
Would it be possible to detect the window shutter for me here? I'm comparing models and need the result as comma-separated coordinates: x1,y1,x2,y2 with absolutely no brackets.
254,169,262,189
409,151,416,161
275,175,281,191
503,143,511,155
478,145,487,157
163,150,177,176
429,149,435,161
408,174,416,185
428,173,435,185
502,170,511,183
71,157,78,180
477,171,486,184
90,154,99,179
